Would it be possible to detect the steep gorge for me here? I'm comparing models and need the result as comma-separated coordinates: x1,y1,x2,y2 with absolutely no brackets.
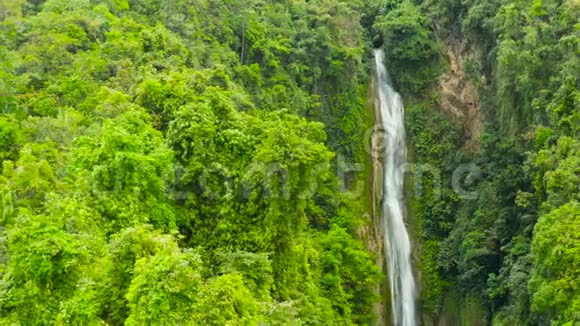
0,0,577,325
369,0,578,325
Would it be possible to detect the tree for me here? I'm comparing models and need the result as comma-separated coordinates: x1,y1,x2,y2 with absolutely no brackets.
529,201,580,325
71,110,175,231
0,213,99,324
320,224,381,324
0,116,21,163
372,0,439,93
125,248,204,325
99,225,179,324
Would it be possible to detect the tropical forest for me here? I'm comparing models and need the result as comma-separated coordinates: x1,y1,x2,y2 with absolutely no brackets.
0,0,578,325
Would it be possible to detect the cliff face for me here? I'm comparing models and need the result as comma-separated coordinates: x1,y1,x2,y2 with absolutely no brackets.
371,0,579,324
367,45,488,326
437,41,482,151
422,40,490,326
400,36,492,325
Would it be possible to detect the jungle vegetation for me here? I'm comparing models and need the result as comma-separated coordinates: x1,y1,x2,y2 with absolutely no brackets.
0,0,578,325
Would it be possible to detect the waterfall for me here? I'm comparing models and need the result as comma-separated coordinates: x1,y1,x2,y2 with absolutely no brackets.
374,49,417,326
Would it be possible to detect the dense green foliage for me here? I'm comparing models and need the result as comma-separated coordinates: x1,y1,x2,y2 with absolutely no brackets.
0,0,381,324
372,0,441,93
1,0,578,325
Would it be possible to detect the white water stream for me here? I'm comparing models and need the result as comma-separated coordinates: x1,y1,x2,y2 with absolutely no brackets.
374,49,417,326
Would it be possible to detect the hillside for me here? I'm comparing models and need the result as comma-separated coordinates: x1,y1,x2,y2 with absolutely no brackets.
1,0,579,325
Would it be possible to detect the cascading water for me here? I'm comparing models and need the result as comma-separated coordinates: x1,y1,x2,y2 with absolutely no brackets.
374,49,417,326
